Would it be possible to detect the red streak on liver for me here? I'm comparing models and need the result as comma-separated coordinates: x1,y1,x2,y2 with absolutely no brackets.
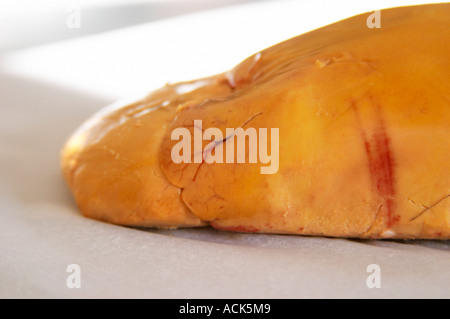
364,131,397,227
211,223,260,233
352,99,397,227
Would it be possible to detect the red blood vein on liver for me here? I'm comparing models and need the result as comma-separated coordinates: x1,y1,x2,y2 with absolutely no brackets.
351,98,397,227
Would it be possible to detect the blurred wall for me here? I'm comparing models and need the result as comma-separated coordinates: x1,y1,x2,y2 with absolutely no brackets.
0,0,272,52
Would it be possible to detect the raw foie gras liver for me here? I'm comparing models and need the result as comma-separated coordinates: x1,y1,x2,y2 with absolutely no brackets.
61,4,450,239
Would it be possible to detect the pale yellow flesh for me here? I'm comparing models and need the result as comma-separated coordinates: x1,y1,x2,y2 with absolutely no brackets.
61,4,450,238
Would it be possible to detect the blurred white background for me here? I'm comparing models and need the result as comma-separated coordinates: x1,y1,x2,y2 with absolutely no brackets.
0,0,272,52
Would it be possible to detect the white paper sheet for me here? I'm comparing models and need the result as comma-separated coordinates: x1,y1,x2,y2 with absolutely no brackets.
0,0,448,299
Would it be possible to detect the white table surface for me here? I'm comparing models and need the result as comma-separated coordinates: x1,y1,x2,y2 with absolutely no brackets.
0,0,448,298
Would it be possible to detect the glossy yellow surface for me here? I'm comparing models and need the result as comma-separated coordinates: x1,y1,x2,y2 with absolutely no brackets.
62,4,449,238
